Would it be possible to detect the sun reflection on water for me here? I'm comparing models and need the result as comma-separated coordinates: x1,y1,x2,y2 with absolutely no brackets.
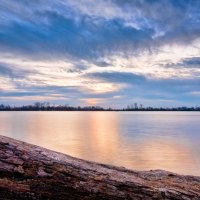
0,111,200,175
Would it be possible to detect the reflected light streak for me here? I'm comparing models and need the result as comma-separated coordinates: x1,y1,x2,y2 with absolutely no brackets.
87,112,120,163
0,112,199,176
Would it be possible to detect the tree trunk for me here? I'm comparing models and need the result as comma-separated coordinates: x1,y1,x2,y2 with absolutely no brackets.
0,135,200,200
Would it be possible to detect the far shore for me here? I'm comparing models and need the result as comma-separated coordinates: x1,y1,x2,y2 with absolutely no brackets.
0,103,200,112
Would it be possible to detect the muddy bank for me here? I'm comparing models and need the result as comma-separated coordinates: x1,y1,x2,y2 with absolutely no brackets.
0,135,200,200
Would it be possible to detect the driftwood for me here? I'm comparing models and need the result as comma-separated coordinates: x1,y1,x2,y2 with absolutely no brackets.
0,135,200,200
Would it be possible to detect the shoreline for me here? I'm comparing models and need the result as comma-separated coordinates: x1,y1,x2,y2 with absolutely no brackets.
1,110,200,112
0,135,200,199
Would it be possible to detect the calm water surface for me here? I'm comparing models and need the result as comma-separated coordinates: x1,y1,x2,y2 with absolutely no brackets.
0,111,200,176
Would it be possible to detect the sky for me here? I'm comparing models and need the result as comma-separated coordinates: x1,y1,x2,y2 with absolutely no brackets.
0,0,200,107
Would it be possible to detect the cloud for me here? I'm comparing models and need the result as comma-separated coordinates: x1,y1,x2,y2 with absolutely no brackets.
85,71,146,84
85,71,200,104
161,57,200,73
0,0,200,106
2,0,200,61
0,62,33,78
0,9,154,60
181,57,200,68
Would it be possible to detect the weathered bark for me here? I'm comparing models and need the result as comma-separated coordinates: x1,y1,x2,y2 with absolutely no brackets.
0,135,200,200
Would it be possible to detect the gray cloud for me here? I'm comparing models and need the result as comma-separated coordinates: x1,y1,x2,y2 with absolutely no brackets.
162,57,200,69
1,0,200,60
85,71,200,100
85,72,146,83
0,63,33,78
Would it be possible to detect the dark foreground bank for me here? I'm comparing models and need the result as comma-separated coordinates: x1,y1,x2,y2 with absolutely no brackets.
0,135,200,200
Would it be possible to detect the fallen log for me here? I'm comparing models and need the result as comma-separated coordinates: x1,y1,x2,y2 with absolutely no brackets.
0,135,200,200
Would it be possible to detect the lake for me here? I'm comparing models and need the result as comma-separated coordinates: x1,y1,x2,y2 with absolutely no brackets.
0,111,199,176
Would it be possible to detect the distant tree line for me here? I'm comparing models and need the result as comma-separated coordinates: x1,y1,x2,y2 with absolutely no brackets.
0,102,199,111
125,103,200,111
